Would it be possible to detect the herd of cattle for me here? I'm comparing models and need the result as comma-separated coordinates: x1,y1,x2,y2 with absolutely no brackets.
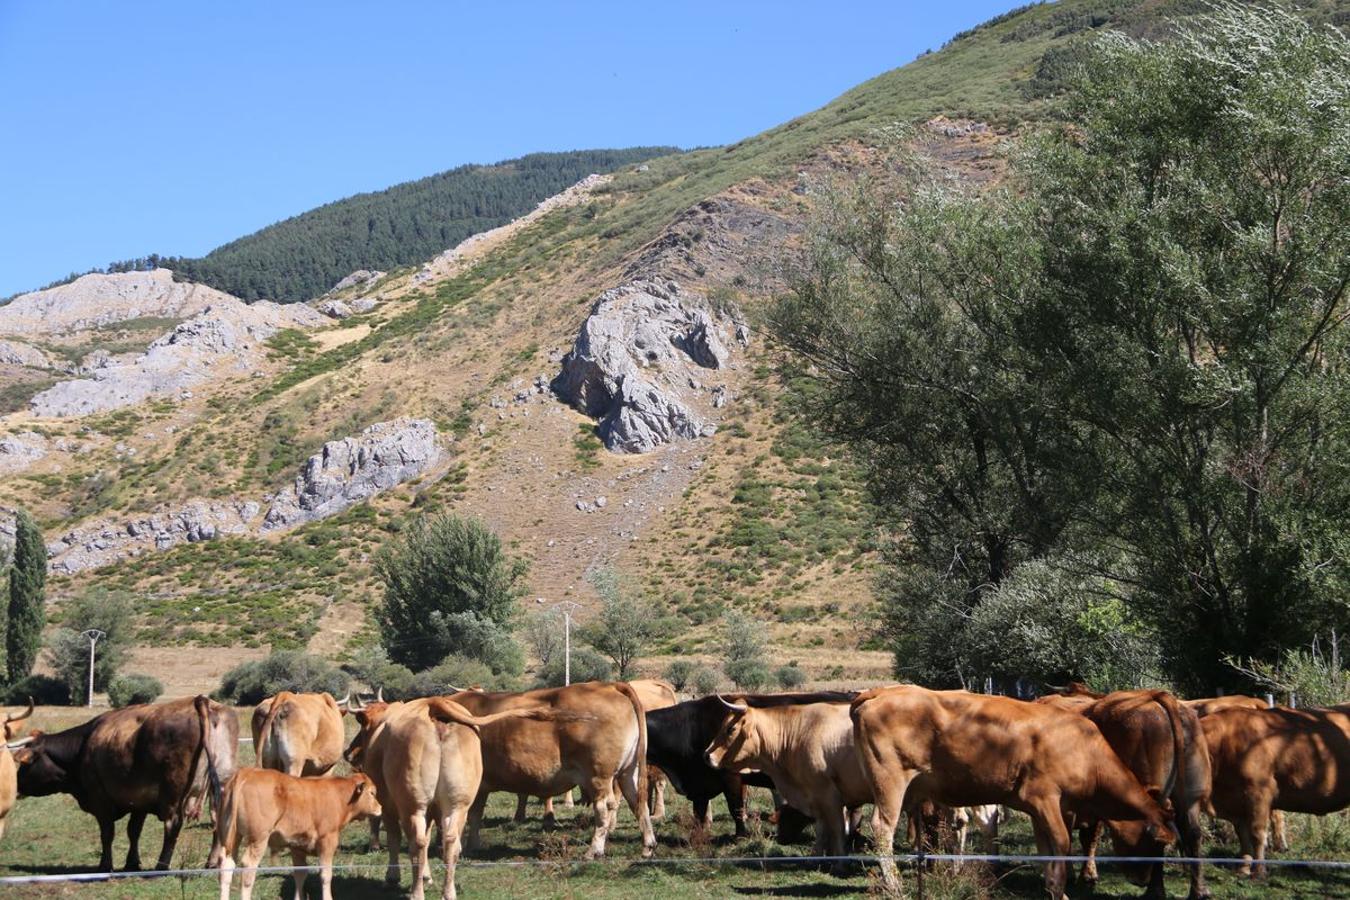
0,680,1347,899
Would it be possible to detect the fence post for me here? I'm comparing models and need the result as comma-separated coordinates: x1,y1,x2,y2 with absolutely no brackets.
1266,693,1275,708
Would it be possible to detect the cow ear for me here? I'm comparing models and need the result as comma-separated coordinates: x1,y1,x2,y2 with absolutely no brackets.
12,747,33,764
351,780,367,801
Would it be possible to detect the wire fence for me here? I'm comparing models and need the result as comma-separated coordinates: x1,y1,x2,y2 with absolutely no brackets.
6,851,1350,886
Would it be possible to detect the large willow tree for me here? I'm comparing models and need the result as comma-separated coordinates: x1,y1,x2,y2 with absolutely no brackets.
772,6,1350,691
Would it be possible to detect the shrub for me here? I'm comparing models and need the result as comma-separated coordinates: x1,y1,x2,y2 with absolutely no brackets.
581,568,667,679
375,513,527,671
108,673,164,708
215,651,348,705
721,610,771,691
45,589,134,704
663,659,696,692
1,674,70,706
775,664,807,689
406,655,515,698
535,647,612,688
725,658,771,691
691,667,721,696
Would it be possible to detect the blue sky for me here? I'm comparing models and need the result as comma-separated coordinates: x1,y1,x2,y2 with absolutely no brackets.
0,1,1015,297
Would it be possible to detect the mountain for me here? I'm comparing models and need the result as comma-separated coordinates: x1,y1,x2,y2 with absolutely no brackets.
2,0,1344,695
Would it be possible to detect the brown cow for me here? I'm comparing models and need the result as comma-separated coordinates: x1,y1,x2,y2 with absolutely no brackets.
705,698,870,864
346,696,580,900
251,691,347,776
1202,703,1350,877
14,695,238,871
1184,694,1288,853
447,682,655,858
1041,689,1210,899
217,768,381,900
0,699,33,842
852,686,1176,899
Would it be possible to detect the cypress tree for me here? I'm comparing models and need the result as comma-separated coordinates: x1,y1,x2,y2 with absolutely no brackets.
7,508,46,683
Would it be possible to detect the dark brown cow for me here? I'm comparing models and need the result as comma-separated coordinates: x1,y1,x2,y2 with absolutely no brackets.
1041,689,1210,899
1202,704,1350,877
852,686,1176,899
14,695,239,871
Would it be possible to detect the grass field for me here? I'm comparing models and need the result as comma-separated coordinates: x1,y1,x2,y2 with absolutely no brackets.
6,707,1350,898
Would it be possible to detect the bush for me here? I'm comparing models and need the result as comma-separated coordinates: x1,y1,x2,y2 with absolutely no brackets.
691,667,721,696
663,660,696,692
375,513,527,671
1,674,70,706
535,647,612,688
407,655,516,698
215,651,348,705
108,673,164,708
721,610,772,690
725,659,771,691
775,664,807,689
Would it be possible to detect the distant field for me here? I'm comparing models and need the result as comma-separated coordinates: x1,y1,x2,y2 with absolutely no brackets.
6,708,1350,898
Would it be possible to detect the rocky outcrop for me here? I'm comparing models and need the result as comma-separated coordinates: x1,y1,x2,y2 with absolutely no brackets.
552,280,738,453
0,432,48,475
316,299,353,319
0,339,53,369
0,269,237,336
29,298,325,417
46,499,261,575
263,418,441,530
328,270,384,294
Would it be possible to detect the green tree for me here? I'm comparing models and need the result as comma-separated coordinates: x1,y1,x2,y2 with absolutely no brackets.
375,514,527,671
721,610,771,690
45,589,133,703
7,508,46,683
580,567,666,679
773,6,1350,691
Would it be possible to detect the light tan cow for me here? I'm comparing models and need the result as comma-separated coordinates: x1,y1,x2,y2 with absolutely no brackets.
1202,704,1350,877
217,768,382,900
630,679,678,818
705,698,870,864
0,699,34,842
345,697,577,900
448,682,655,859
852,686,1176,899
250,691,346,777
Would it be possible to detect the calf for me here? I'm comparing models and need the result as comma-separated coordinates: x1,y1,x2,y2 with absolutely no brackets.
852,686,1176,899
217,769,382,900
705,698,870,863
1202,704,1350,877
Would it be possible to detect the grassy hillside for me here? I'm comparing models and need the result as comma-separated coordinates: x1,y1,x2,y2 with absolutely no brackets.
6,0,1347,692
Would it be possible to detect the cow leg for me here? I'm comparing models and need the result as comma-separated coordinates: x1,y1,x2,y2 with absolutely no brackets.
616,756,657,857
541,795,556,829
868,771,912,896
1180,802,1210,900
649,768,667,820
1269,809,1288,853
1027,797,1071,900
405,811,431,900
219,849,236,900
382,807,403,885
289,847,309,900
440,804,468,900
95,814,117,872
156,813,186,871
1246,800,1271,880
367,814,382,852
585,779,615,859
237,843,266,900
466,790,488,851
513,794,529,823
124,811,147,871
725,778,749,837
1078,819,1102,885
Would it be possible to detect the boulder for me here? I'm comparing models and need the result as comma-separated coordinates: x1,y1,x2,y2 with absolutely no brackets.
317,299,353,320
328,270,385,294
263,418,441,530
47,499,261,575
552,280,737,453
0,431,48,475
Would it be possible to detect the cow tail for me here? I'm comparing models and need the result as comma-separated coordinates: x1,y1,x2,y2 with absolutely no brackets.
256,693,286,769
615,681,649,814
177,695,217,826
1149,690,1187,808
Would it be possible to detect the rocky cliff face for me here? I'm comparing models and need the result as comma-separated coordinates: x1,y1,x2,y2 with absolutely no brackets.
29,298,325,417
263,418,442,529
552,279,742,453
47,500,261,575
0,269,237,335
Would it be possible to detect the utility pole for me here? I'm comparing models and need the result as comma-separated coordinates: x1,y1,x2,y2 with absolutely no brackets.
80,629,105,707
556,601,581,685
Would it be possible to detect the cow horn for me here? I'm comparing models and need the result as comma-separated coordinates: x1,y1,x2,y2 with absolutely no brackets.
335,691,351,707
445,683,466,694
716,695,749,712
347,694,365,712
6,736,35,749
4,697,34,724
376,686,384,703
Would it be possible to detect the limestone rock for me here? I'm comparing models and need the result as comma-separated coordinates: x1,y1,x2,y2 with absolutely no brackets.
0,339,52,369
317,299,353,320
0,431,49,475
349,297,378,314
328,270,385,294
552,279,738,453
0,269,237,336
263,418,441,530
47,499,261,575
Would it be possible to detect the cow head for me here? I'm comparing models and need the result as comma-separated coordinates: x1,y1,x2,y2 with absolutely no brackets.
3,697,33,741
703,697,761,773
12,733,76,797
347,773,383,820
343,700,392,769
